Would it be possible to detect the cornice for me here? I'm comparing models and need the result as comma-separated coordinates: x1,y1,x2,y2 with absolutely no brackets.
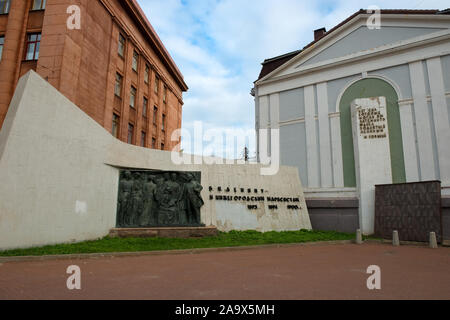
257,30,450,88
256,14,450,86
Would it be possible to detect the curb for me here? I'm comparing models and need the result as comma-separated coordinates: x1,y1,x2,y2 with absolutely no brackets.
0,240,354,263
364,238,450,247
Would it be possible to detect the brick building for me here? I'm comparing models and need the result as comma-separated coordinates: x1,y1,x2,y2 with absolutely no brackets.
0,0,188,150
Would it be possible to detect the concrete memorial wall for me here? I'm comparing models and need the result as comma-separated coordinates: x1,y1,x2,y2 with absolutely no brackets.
0,71,311,250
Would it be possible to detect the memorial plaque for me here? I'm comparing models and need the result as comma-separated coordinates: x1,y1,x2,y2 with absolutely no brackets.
351,97,392,234
374,181,442,242
116,170,205,228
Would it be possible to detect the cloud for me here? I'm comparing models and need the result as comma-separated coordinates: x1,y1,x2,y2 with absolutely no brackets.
138,0,450,158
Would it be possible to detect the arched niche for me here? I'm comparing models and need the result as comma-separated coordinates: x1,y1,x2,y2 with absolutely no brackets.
338,78,406,187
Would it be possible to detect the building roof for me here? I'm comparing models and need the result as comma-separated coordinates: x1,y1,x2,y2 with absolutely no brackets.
257,50,302,80
126,0,188,92
256,8,450,82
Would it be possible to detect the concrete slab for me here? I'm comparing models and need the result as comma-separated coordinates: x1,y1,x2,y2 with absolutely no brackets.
109,227,219,238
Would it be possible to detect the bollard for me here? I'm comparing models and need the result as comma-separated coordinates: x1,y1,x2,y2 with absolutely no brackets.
392,230,400,246
356,229,363,244
429,232,438,249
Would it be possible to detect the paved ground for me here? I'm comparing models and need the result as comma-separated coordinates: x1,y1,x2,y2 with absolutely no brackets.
0,243,449,300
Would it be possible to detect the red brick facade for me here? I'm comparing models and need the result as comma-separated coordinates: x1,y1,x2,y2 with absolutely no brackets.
0,0,188,151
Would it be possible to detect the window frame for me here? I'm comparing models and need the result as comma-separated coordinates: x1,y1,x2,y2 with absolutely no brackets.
130,86,137,109
0,0,10,14
154,75,160,94
144,64,150,84
143,97,148,118
153,106,158,125
127,123,135,144
25,33,41,61
118,33,126,58
163,86,167,104
112,113,120,138
0,36,4,62
31,0,46,11
141,131,146,147
152,137,156,149
114,72,123,98
132,50,139,72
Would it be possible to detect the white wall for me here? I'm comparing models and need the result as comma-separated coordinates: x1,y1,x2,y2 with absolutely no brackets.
254,15,450,237
258,55,450,192
0,72,311,250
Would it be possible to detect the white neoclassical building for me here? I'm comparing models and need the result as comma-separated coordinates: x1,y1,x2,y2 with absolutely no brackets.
253,9,450,236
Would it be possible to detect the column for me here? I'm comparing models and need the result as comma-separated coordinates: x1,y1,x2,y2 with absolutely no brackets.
399,103,420,182
304,85,319,187
427,57,450,184
409,61,436,181
317,82,333,187
269,93,280,159
330,114,344,187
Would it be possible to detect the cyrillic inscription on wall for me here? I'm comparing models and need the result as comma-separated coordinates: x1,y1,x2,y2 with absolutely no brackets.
208,186,302,211
357,107,387,140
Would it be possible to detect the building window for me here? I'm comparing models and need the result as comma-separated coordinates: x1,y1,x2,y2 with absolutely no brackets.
162,114,166,132
141,131,146,147
31,0,46,10
154,75,159,94
153,106,158,125
128,123,134,144
132,51,139,72
144,64,150,83
130,86,136,108
112,114,120,138
143,97,148,117
161,143,165,150
0,36,4,62
0,0,10,14
118,33,125,57
25,33,41,61
152,138,156,149
115,73,123,97
163,86,167,104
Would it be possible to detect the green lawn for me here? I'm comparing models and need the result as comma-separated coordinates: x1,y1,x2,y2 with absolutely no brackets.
0,230,356,257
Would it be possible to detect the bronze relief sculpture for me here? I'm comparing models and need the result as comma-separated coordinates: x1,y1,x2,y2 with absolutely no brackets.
116,170,204,228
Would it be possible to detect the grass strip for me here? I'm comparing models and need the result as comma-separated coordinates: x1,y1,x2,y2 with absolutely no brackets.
0,230,356,257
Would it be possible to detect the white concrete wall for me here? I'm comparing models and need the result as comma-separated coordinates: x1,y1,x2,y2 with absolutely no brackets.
258,55,450,194
255,16,450,237
0,72,311,250
256,17,450,191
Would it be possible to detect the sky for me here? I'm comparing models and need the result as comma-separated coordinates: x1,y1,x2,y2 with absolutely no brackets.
137,0,449,159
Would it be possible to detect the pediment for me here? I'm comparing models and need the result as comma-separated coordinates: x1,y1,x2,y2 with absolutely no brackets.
259,14,450,83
